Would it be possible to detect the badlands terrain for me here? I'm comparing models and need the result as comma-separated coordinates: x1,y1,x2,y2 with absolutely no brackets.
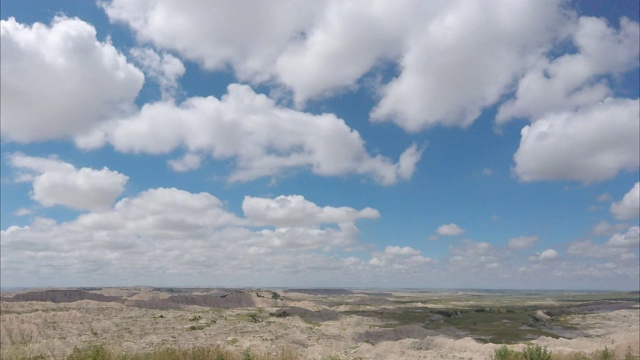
1,287,638,359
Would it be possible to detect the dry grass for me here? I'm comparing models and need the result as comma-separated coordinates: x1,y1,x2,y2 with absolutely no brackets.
4,343,302,360
492,345,639,360
6,343,639,360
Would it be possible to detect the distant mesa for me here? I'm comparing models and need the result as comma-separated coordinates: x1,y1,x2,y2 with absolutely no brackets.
1,289,121,303
0,288,284,310
284,288,354,295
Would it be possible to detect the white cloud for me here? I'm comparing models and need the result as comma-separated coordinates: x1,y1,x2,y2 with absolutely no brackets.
536,249,559,261
0,187,380,285
508,236,538,249
610,182,640,221
275,1,416,105
2,185,637,288
77,84,422,184
130,47,185,100
606,226,640,248
370,0,569,131
102,0,574,131
445,239,500,276
167,153,203,172
383,246,421,257
0,16,143,142
513,98,640,183
14,208,33,216
497,16,639,123
243,194,379,228
436,223,464,236
450,239,493,259
8,153,128,212
592,220,629,237
368,245,432,268
102,0,321,82
568,227,639,260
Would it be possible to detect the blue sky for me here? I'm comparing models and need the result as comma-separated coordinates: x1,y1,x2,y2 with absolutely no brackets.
1,0,638,290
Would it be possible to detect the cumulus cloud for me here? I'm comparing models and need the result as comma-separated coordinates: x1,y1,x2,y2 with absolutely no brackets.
8,153,128,212
274,1,416,105
371,0,569,131
513,98,640,183
610,182,640,221
568,227,639,259
445,239,502,278
436,223,465,236
14,208,33,216
101,0,574,130
167,153,203,172
130,47,185,100
606,226,640,248
497,16,639,123
508,236,538,249
592,220,629,237
534,249,559,261
102,0,321,82
0,16,143,142
77,84,422,184
242,194,379,228
450,239,493,259
368,246,432,268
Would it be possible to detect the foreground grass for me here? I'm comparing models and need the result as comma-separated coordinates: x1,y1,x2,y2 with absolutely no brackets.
492,345,639,360
5,343,639,360
4,343,301,360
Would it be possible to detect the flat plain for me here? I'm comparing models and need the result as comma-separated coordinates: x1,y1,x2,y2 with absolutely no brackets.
1,287,638,359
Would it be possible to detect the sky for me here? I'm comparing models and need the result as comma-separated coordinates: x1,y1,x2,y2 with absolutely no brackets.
1,0,639,290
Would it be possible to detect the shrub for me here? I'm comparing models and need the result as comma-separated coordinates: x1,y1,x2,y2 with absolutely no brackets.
493,345,516,360
243,349,253,360
66,343,112,360
624,347,640,360
597,347,615,360
522,345,552,360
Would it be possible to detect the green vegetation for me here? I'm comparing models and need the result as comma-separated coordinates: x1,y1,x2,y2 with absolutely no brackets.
233,311,267,323
9,343,300,360
492,345,639,360
347,305,564,343
425,307,560,344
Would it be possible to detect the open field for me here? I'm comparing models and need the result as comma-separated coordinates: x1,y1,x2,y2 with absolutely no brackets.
1,288,638,359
